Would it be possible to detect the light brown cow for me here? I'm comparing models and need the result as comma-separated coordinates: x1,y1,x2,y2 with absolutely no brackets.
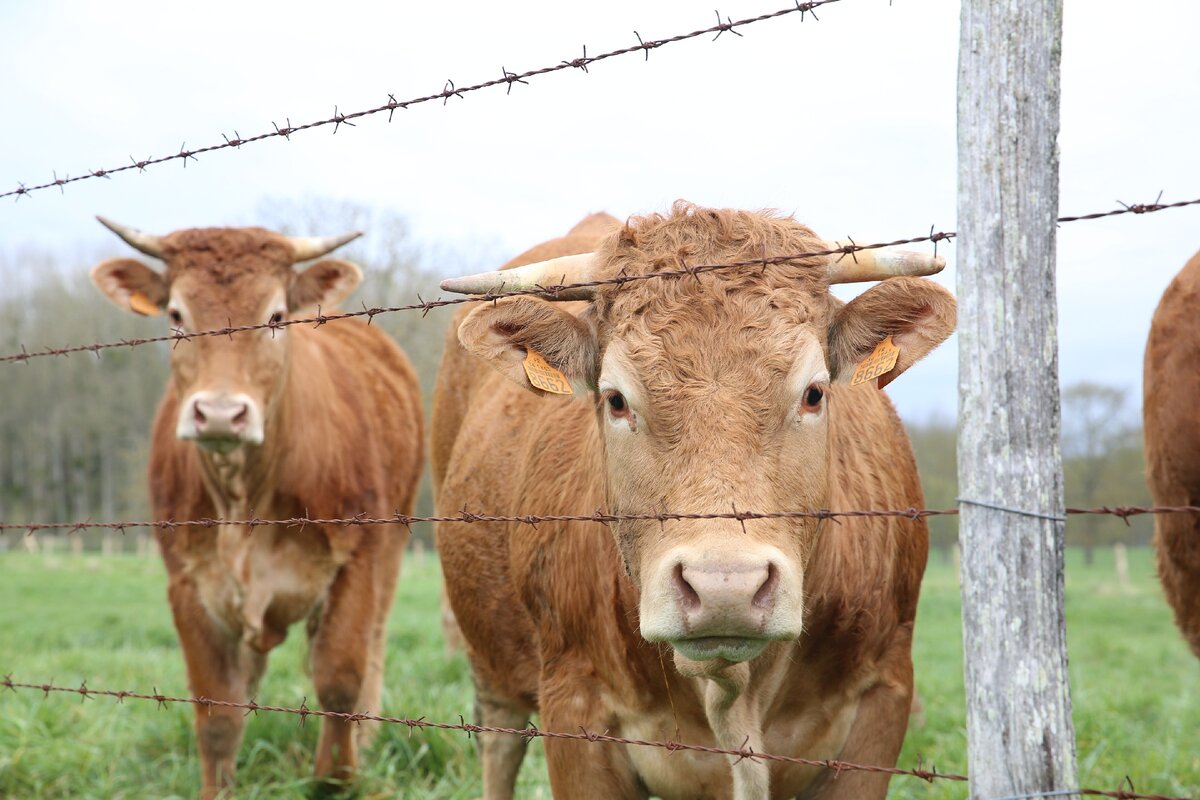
90,219,423,798
432,203,955,799
1143,247,1200,660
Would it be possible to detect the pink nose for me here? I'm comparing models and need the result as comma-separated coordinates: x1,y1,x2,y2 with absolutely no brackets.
192,396,249,439
672,560,779,636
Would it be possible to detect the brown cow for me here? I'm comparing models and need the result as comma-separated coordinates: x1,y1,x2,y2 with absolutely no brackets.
432,203,955,799
1143,247,1200,660
90,219,423,798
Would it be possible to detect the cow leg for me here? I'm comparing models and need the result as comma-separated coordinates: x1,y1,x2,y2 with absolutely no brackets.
352,614,388,754
808,638,914,800
308,558,379,787
538,665,644,800
167,577,259,800
474,683,531,800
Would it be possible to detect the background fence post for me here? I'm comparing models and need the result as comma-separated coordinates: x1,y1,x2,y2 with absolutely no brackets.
957,1,1078,797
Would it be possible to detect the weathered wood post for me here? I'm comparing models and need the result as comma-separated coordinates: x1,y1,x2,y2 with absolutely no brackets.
1113,541,1130,591
957,1,1078,797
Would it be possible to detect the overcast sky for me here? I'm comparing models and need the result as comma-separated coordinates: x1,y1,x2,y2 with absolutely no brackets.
2,0,1198,421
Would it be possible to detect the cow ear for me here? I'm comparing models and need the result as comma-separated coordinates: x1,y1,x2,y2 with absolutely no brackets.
90,258,167,316
457,296,597,397
289,259,362,311
827,276,956,388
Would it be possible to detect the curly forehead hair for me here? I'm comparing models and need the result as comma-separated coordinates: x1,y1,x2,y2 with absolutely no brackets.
591,201,837,329
162,228,296,286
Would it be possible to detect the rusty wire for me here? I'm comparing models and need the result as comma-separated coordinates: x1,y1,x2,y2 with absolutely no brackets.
5,185,1200,367
0,232,953,365
2,678,1193,800
2,503,1197,536
0,1,839,202
0,676,964,786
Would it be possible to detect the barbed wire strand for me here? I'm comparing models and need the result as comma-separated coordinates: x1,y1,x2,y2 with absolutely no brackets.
0,677,963,785
0,233,950,365
0,1,841,202
2,504,1197,535
2,679,1192,800
5,186,1199,366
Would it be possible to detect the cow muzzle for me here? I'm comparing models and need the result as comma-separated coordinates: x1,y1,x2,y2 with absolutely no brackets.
639,545,802,664
176,391,264,452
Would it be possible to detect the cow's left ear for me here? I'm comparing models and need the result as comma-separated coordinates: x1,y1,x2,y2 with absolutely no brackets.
827,276,956,388
289,259,363,311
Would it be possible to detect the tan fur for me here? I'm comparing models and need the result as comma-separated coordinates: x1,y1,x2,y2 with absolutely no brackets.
1143,247,1200,659
93,227,424,798
433,203,954,799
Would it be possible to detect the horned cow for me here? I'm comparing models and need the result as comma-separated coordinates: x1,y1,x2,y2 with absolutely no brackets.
91,219,424,798
432,202,956,799
1143,247,1200,660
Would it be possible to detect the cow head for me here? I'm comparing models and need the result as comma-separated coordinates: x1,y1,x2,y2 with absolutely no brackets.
91,218,362,453
446,204,955,671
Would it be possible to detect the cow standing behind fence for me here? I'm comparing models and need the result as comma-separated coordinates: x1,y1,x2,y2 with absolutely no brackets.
90,220,424,798
1143,246,1200,660
432,203,955,799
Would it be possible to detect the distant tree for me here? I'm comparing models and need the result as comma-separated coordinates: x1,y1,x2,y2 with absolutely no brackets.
0,247,166,543
902,381,1155,566
1061,382,1151,563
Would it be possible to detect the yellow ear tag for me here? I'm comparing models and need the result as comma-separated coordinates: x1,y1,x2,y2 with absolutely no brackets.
850,335,900,388
523,348,573,395
128,291,161,317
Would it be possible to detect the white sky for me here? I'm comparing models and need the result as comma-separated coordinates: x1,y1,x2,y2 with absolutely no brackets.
2,0,1198,420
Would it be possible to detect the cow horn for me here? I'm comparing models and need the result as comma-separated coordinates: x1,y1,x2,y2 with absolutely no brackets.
823,240,945,284
288,231,363,262
96,216,167,259
440,252,599,300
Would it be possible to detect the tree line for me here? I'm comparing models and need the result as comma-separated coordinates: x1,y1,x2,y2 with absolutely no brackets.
908,381,1153,563
0,202,1154,557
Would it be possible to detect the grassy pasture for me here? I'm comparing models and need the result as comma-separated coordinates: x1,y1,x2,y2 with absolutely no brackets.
0,547,1196,799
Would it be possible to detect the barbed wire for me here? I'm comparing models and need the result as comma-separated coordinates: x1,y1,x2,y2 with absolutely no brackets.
0,232,952,365
4,186,1198,367
1,1,840,203
2,503,1196,536
0,676,966,786
2,678,1191,800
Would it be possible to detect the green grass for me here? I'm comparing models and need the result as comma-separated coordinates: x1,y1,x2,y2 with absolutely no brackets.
0,548,1196,798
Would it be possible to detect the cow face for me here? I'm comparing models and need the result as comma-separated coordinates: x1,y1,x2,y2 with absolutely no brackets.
455,206,955,669
91,222,362,453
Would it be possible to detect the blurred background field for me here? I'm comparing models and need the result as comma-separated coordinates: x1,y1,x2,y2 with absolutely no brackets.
1,547,1196,798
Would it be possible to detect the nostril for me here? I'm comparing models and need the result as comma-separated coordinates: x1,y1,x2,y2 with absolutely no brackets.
672,563,701,612
193,403,207,428
752,562,779,610
232,404,248,428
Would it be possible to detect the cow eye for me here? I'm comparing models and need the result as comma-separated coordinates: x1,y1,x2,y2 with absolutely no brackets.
603,389,632,421
269,311,285,326
800,383,825,415
167,308,183,327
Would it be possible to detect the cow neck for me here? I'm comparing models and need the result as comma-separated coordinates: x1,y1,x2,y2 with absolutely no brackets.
702,662,770,800
195,409,286,522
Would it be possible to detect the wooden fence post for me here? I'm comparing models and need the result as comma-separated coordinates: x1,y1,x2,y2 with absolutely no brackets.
957,1,1078,797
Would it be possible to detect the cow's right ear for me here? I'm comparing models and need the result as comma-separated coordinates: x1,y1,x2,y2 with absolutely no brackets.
90,258,167,316
457,296,597,397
